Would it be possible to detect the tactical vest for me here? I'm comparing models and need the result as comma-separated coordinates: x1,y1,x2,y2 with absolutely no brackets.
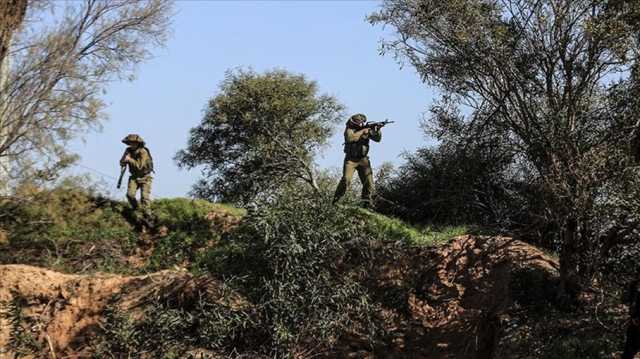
128,147,154,177
344,139,369,159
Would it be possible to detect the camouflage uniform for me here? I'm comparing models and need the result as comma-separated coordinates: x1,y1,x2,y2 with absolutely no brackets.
333,114,382,206
121,134,154,213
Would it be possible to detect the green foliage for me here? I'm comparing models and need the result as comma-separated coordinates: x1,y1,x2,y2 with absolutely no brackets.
375,117,520,227
175,68,345,204
152,198,244,229
370,0,640,294
93,291,255,358
0,181,246,274
147,198,245,272
0,296,42,356
0,180,137,273
354,207,468,245
210,190,381,355
1,0,173,187
93,306,141,357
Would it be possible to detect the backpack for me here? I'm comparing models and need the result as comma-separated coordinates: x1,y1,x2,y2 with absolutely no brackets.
143,146,155,174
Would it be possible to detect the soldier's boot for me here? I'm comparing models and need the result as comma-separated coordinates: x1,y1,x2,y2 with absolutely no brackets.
127,195,138,211
333,179,348,205
359,199,373,210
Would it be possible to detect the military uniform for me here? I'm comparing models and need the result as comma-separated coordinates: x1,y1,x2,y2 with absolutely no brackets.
333,114,382,206
120,134,154,213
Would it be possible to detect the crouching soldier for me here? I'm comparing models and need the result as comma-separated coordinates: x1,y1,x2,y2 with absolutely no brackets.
333,113,382,208
120,134,155,224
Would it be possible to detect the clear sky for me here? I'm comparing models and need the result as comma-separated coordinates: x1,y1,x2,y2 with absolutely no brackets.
69,0,437,198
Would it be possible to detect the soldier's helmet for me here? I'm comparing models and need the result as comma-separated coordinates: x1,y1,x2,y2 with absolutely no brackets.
122,134,145,145
348,113,367,127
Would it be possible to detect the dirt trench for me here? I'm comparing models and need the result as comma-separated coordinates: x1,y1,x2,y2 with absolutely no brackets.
340,235,559,359
0,265,245,358
0,236,560,358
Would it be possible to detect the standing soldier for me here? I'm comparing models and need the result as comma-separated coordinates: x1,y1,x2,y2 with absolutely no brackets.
119,134,154,222
333,113,382,208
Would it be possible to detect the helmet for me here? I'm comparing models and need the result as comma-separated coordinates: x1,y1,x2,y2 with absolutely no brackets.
348,113,367,127
122,134,145,145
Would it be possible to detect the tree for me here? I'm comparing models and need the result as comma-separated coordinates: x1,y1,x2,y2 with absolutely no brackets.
370,0,640,299
0,0,27,71
0,0,173,187
175,69,344,204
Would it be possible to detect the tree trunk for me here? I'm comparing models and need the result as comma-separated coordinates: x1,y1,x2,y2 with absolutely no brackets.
0,0,28,193
558,216,581,306
0,0,27,68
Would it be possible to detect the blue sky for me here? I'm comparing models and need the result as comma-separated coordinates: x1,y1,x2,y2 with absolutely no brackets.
69,0,437,198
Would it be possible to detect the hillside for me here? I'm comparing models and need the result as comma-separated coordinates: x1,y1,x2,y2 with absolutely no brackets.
0,189,629,358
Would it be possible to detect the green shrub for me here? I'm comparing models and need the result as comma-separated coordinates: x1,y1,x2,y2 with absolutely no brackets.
0,296,42,356
146,198,245,272
0,180,136,273
94,288,256,358
152,198,244,230
209,190,381,355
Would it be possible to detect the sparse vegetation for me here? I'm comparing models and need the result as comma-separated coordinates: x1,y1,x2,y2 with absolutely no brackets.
1,1,639,357
0,181,244,274
0,295,42,356
355,207,469,246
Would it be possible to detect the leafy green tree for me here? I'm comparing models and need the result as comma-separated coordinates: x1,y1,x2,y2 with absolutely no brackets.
370,0,640,299
176,69,344,204
0,0,173,189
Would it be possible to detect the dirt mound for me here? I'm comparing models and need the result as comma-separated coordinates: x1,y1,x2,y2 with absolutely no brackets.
0,265,246,358
0,236,562,358
346,235,559,358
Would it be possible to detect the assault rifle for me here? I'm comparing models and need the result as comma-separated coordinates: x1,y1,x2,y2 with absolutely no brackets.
117,165,126,189
364,119,394,130
116,149,131,189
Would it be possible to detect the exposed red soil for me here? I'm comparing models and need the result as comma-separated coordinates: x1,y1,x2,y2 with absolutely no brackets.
0,265,246,358
0,235,562,358
339,235,559,359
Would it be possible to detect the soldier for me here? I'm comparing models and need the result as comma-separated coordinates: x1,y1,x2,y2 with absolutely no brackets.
623,279,640,359
120,134,154,219
333,113,382,207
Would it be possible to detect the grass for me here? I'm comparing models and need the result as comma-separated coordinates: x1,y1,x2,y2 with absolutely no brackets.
354,207,469,246
0,185,246,274
1,183,466,277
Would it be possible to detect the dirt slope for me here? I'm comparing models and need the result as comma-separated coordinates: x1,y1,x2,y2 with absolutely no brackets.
0,235,562,358
0,265,245,358
345,235,560,358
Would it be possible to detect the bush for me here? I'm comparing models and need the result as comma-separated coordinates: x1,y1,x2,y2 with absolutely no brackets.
146,198,245,272
94,293,255,358
0,179,137,273
208,189,382,355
